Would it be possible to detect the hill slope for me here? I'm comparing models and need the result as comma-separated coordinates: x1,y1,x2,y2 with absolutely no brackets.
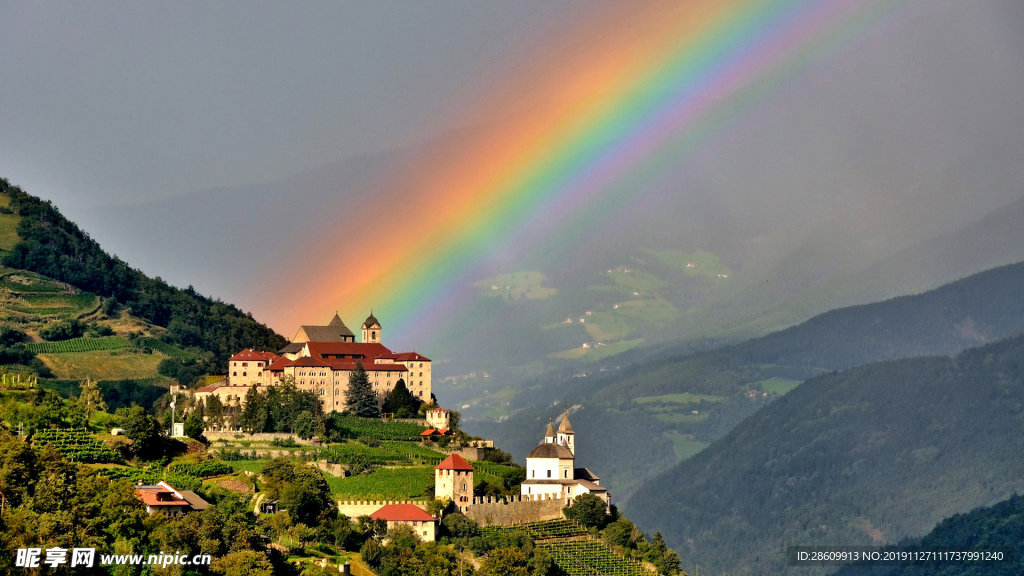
0,178,286,370
626,333,1024,576
833,493,1024,576
468,261,1024,500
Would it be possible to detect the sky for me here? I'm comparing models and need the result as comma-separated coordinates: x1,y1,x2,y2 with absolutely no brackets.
0,1,607,206
3,1,1024,352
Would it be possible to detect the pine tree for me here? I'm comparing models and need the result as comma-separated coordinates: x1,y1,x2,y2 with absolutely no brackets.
345,362,379,418
78,377,106,418
382,378,420,417
205,395,224,430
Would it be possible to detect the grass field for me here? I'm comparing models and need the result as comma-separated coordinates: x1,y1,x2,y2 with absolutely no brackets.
654,412,709,424
473,271,557,301
751,377,802,395
645,248,730,278
225,460,269,473
37,350,165,380
327,466,434,500
664,431,708,460
634,393,725,405
549,339,644,361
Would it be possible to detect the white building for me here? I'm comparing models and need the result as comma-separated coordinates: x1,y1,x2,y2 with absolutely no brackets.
520,411,609,504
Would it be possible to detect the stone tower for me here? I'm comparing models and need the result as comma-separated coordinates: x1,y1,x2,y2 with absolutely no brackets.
435,454,474,509
361,310,382,344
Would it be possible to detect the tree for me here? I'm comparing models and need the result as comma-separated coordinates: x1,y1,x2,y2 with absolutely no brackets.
345,362,379,418
563,493,610,528
205,394,224,430
210,550,274,576
0,326,26,346
382,378,420,417
241,385,266,433
260,458,335,527
294,411,315,440
479,547,530,576
117,405,162,459
77,377,107,419
184,410,206,442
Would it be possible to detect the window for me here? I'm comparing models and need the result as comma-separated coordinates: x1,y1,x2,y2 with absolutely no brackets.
564,470,568,478
232,372,237,376
547,470,551,478
242,372,246,377
532,471,535,478
242,362,248,367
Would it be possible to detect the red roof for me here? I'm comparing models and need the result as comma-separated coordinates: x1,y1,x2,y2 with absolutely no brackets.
393,352,431,362
135,487,189,507
435,453,474,471
370,504,436,522
289,356,331,368
420,429,437,436
229,349,280,363
265,358,291,372
306,341,394,360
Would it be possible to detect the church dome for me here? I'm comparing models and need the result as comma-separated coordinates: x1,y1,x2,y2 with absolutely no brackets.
526,443,574,459
362,312,380,329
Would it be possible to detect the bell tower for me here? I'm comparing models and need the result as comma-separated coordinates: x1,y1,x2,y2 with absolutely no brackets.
361,310,381,343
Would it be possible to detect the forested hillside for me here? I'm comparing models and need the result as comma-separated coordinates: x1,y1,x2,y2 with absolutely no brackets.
469,261,1024,500
833,493,1024,576
0,179,286,368
626,333,1024,576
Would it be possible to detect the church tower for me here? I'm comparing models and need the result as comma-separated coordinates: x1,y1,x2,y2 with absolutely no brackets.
544,418,556,444
361,310,382,343
557,410,575,456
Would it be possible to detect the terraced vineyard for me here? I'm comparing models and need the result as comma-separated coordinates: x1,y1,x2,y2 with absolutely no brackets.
33,428,123,464
26,336,130,354
327,465,434,500
540,539,650,576
142,337,198,359
484,520,650,576
319,441,444,466
94,466,203,491
330,415,427,440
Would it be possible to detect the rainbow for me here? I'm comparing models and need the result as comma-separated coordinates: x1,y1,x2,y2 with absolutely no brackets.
261,0,909,347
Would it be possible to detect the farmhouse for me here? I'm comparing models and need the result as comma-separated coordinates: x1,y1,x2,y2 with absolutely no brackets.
134,481,209,517
370,504,438,542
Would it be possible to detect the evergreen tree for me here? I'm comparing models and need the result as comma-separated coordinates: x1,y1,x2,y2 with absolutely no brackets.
77,377,107,418
382,378,420,417
183,410,206,442
345,362,379,418
241,385,266,433
118,405,162,459
205,395,224,430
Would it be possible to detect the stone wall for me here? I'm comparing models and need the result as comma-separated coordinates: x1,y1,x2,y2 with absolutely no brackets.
463,495,566,526
205,431,320,445
449,447,486,461
337,500,429,518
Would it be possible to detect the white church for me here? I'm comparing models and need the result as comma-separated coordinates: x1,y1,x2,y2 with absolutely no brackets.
521,410,610,503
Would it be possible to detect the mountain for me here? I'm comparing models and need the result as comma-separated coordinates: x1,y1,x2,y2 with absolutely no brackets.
833,493,1024,576
0,179,287,373
625,333,1024,576
465,261,1024,502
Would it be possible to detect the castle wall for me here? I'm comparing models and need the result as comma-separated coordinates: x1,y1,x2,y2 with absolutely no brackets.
463,495,566,526
337,500,429,518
